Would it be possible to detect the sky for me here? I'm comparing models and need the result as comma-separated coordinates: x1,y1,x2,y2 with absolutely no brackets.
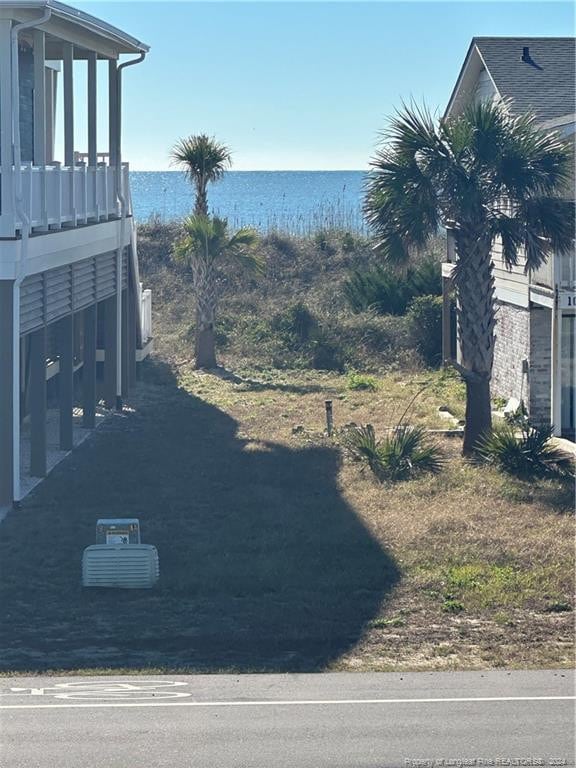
68,1,575,170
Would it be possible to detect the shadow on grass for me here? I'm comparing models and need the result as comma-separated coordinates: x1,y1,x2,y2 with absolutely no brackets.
517,478,575,515
0,361,398,673
207,365,329,395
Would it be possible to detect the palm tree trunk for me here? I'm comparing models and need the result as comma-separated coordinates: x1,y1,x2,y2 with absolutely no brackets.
463,376,492,454
192,258,218,369
195,319,217,369
454,229,496,455
194,178,208,217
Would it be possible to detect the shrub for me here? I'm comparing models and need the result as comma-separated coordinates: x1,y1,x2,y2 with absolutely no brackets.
314,230,338,256
442,599,465,614
270,302,317,343
347,373,379,391
344,256,441,315
409,257,442,296
137,217,182,273
407,294,443,367
345,264,411,315
266,304,345,371
341,232,358,252
477,423,575,479
262,232,300,261
342,423,444,483
337,312,411,356
310,333,345,372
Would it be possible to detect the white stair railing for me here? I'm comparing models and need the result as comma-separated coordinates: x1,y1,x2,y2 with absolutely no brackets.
140,287,152,343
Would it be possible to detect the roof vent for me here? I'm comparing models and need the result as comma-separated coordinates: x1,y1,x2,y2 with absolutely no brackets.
522,46,531,62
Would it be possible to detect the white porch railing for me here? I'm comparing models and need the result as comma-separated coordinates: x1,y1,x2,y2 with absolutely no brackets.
2,162,131,234
140,287,152,343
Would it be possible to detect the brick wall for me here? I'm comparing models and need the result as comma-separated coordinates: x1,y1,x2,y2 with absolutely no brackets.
491,301,552,425
492,301,530,406
529,306,552,426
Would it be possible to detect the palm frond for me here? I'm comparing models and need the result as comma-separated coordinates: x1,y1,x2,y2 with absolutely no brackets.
380,425,444,480
476,423,575,478
172,234,195,266
342,423,443,483
520,197,575,270
364,137,441,263
487,213,524,268
173,214,262,273
170,134,232,184
228,226,259,249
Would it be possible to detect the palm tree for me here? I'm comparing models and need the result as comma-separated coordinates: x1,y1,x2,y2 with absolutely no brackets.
170,134,232,216
364,101,573,455
170,134,233,363
174,216,262,369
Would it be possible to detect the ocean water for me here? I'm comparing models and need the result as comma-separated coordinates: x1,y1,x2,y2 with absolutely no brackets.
129,170,368,234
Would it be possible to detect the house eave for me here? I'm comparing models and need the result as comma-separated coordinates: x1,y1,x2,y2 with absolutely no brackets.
444,40,502,120
0,1,149,56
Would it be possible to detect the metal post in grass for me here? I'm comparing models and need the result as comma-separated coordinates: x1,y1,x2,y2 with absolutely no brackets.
325,400,334,437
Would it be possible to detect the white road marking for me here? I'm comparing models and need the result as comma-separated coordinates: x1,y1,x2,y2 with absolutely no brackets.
5,680,190,700
0,695,573,711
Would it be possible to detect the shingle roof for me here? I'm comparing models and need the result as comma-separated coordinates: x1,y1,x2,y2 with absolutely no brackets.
474,37,575,122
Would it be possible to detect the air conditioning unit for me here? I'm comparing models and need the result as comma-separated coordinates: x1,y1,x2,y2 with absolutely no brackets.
82,544,159,589
96,518,141,545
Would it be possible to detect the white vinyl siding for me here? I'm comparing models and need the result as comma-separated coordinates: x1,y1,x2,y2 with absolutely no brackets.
491,237,530,307
473,68,497,105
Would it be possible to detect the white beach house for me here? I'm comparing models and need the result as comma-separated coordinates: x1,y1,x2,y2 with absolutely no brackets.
0,1,152,509
441,37,575,438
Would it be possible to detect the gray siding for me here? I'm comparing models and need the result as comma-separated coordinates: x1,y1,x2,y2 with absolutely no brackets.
529,307,552,427
18,45,34,163
19,250,128,335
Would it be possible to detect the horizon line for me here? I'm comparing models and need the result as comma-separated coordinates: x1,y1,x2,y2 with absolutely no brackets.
129,168,369,173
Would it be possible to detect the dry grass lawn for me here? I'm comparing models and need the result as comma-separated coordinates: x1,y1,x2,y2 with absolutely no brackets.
178,364,575,671
0,360,573,674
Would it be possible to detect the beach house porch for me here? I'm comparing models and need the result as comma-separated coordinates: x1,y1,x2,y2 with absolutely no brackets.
0,2,151,509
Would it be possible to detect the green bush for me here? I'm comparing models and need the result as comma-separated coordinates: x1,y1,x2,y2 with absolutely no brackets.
341,232,358,253
477,423,575,479
310,331,346,372
314,230,338,256
344,256,441,315
342,423,444,483
137,216,182,273
262,232,300,261
345,264,410,315
270,302,317,343
442,599,465,614
241,304,346,371
407,294,443,367
347,373,379,391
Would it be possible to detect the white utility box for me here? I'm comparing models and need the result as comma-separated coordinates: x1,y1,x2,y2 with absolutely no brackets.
82,544,159,589
96,519,141,545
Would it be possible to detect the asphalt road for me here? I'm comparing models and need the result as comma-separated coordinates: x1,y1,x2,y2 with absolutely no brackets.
0,669,573,768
